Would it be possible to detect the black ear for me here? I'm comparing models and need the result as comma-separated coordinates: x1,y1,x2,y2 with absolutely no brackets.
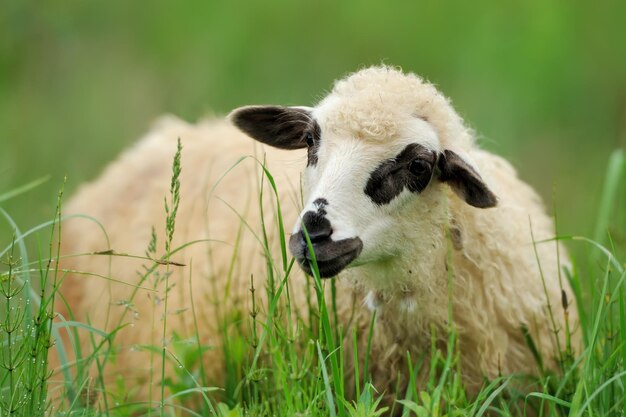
437,150,497,208
229,105,314,150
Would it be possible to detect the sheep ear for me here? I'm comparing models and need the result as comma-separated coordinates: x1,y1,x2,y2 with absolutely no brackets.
229,105,314,150
437,150,497,208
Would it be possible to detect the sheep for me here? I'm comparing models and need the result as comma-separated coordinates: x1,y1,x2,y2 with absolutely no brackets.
59,65,577,407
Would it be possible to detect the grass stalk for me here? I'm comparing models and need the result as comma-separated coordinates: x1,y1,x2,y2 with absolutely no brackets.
160,138,183,416
1,148,625,416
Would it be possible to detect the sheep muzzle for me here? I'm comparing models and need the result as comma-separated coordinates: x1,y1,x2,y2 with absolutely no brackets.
289,232,363,278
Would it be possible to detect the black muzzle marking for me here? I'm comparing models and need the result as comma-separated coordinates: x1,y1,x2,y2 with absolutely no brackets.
290,207,363,278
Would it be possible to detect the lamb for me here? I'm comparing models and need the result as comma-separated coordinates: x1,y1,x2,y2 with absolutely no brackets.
59,66,577,406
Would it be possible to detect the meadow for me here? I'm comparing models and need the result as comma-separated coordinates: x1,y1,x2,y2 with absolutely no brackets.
1,1,626,415
1,142,625,416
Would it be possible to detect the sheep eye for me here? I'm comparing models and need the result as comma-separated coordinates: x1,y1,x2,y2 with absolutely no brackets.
408,159,430,176
305,132,315,147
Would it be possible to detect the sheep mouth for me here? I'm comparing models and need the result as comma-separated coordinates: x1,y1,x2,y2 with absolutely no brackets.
289,234,363,278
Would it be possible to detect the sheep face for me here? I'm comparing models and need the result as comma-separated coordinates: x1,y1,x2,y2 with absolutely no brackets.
231,67,497,278
231,106,496,279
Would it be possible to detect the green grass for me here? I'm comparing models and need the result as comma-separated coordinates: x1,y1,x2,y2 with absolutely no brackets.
1,147,625,416
3,4,625,413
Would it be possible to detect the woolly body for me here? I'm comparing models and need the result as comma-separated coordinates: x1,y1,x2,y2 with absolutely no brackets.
60,66,577,401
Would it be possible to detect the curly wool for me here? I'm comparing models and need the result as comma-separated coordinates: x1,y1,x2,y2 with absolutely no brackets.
321,66,474,153
58,67,578,404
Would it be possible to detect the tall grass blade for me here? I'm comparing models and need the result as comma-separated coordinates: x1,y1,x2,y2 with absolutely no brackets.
593,149,624,244
0,176,49,203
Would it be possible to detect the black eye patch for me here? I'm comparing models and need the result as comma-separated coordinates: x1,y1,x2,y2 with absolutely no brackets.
364,144,437,205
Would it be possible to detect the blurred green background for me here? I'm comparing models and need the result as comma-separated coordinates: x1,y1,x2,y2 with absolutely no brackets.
1,0,625,245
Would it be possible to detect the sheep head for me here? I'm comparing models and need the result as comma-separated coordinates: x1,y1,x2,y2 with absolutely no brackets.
231,66,496,278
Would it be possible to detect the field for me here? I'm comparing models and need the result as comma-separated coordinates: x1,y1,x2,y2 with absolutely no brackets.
1,1,626,416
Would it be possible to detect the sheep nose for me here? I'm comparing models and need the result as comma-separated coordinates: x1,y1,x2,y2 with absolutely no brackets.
301,210,332,243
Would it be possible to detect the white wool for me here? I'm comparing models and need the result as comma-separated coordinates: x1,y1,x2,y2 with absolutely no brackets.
58,66,579,405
